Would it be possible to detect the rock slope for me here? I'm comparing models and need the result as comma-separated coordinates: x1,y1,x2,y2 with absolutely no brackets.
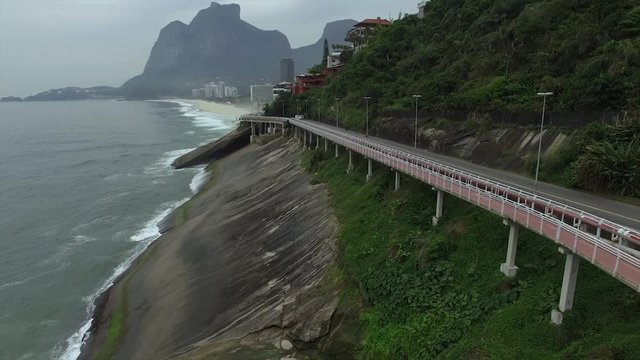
81,138,339,359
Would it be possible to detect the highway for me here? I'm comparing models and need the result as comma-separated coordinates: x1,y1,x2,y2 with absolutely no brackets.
302,119,640,232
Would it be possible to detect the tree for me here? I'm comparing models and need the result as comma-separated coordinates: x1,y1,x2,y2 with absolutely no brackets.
322,39,329,68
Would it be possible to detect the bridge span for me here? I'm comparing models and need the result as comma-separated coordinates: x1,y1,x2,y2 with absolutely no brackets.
240,115,640,325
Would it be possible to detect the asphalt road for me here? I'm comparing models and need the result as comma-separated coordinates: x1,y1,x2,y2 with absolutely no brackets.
301,119,640,232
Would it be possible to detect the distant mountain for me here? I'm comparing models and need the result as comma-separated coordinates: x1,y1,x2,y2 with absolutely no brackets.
17,86,121,102
122,2,356,98
292,19,357,75
0,96,23,102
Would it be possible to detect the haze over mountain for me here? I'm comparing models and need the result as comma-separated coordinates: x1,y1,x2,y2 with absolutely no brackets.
122,2,356,98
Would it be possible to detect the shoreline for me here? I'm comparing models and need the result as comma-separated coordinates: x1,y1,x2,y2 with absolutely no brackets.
165,98,254,119
79,136,343,359
60,101,237,360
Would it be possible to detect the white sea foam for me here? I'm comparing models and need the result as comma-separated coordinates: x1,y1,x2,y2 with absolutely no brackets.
189,167,209,194
130,198,189,242
143,148,194,176
57,198,189,360
154,99,232,131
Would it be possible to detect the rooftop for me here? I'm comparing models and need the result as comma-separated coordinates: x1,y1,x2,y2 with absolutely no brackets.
355,17,391,27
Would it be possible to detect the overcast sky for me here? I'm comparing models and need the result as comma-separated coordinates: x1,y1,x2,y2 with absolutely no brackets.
0,0,420,97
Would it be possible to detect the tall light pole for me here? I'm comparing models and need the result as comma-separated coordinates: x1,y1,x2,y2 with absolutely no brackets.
317,98,321,121
412,94,422,148
363,96,371,137
534,92,553,193
304,100,309,119
335,97,340,128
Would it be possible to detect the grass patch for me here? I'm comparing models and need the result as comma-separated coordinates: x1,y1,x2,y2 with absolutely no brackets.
301,147,640,359
93,277,130,360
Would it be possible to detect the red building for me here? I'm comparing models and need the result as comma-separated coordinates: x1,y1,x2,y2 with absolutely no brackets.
294,74,326,95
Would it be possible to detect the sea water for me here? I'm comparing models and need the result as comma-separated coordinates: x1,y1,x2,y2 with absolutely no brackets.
0,100,237,359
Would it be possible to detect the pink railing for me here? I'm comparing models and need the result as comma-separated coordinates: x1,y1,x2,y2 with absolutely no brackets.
241,116,640,291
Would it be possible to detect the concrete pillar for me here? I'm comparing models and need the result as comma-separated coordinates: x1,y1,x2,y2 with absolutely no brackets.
316,135,319,149
395,171,400,192
335,144,339,159
303,130,307,149
432,189,443,225
250,122,256,144
347,150,354,173
324,138,328,152
500,219,519,277
551,250,580,325
281,124,285,138
366,158,373,182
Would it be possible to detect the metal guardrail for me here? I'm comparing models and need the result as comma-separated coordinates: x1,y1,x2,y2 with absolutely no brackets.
240,116,640,291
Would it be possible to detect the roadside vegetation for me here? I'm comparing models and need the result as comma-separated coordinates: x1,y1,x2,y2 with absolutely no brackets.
532,117,640,197
267,0,640,198
302,148,640,359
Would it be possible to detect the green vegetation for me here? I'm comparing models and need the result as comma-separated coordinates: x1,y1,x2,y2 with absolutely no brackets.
301,148,640,359
94,279,129,360
265,0,640,196
271,0,640,123
533,117,640,197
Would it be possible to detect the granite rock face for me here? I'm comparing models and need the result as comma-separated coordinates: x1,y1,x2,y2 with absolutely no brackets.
122,2,356,98
82,139,340,360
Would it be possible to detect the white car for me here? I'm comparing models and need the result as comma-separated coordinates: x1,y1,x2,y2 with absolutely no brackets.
294,115,304,119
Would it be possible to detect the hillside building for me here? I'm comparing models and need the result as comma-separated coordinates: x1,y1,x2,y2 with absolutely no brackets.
418,1,430,19
345,17,391,52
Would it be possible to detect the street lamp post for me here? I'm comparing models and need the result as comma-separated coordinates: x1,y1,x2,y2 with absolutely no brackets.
316,98,321,121
335,97,340,128
412,95,422,148
363,96,371,137
534,92,553,193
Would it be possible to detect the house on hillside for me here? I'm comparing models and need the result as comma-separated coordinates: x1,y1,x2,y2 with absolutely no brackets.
418,1,430,19
294,74,327,95
345,17,392,52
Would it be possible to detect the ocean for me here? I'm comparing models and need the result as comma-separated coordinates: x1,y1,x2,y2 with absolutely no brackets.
0,100,238,360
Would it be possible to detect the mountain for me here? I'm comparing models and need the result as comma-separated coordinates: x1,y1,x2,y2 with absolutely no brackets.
19,86,121,101
122,2,356,98
292,19,357,75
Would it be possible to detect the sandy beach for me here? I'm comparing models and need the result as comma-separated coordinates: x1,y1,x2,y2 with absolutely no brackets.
175,99,255,119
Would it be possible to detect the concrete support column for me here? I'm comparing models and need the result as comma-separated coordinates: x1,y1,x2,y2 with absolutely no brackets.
335,144,339,159
281,124,285,138
324,138,328,152
395,171,400,192
366,158,373,182
303,130,307,149
250,122,256,144
316,135,319,149
432,189,444,225
347,150,354,173
500,219,519,277
551,249,581,325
